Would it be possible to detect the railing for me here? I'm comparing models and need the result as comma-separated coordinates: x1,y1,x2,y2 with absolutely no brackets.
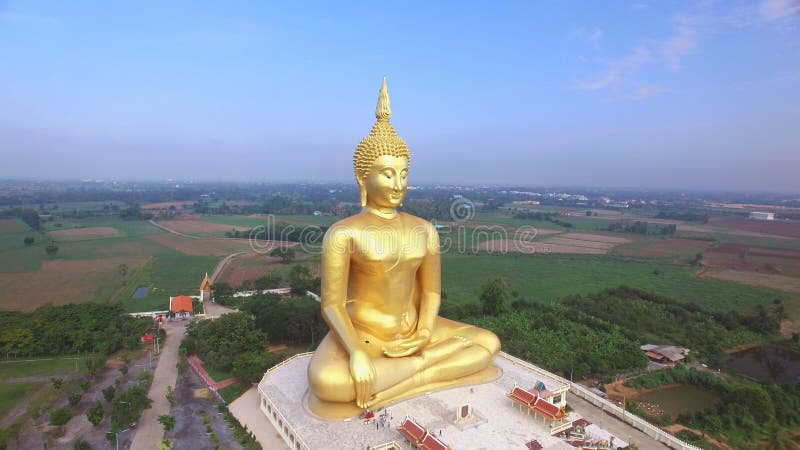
498,352,699,450
568,383,701,450
258,353,314,450
186,357,225,404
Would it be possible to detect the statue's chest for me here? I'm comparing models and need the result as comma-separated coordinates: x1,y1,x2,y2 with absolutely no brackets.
351,228,427,268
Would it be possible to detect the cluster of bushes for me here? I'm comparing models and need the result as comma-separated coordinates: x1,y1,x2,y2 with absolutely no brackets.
513,210,573,228
181,312,279,382
625,365,725,391
240,293,327,347
606,220,676,235
560,286,770,362
654,210,709,223
0,304,154,358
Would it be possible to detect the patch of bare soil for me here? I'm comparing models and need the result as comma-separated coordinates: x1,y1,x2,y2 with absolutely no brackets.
11,347,155,450
0,256,149,311
50,227,120,239
699,268,800,294
164,366,245,450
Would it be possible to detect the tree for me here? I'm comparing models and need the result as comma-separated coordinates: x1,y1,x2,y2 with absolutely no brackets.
165,386,175,407
479,278,510,316
68,392,82,406
102,385,115,403
23,237,34,246
45,242,59,256
269,247,296,263
288,265,319,295
86,401,104,426
73,439,92,450
158,415,176,432
253,271,282,290
212,282,233,298
50,408,71,426
233,351,279,383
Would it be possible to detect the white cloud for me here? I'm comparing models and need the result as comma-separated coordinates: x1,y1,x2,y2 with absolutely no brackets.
624,84,664,100
573,46,653,91
760,0,800,22
0,11,60,25
660,24,697,71
574,27,605,45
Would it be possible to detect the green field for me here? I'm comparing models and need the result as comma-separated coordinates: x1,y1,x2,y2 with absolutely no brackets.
441,252,789,311
0,356,91,379
0,219,46,272
202,214,337,228
0,382,40,419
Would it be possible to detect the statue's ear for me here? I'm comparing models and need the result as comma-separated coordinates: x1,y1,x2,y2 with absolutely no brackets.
357,179,367,208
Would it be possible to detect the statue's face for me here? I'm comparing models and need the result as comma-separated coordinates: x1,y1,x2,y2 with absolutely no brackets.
363,154,409,209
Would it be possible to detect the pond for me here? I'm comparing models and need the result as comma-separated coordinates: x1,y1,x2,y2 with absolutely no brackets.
726,345,800,384
132,286,148,298
635,385,720,416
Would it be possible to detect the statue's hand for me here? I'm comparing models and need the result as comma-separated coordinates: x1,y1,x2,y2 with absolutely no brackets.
382,328,431,358
349,349,376,408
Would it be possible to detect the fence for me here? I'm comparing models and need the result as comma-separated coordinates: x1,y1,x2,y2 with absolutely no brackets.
186,356,225,404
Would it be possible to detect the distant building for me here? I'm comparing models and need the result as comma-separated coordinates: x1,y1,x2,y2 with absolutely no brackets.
169,295,194,319
641,344,688,365
749,211,775,220
200,273,213,302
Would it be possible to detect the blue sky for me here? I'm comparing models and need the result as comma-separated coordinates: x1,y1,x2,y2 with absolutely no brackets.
1,0,799,191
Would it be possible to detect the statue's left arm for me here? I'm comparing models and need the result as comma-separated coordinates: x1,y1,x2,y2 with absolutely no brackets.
416,221,441,336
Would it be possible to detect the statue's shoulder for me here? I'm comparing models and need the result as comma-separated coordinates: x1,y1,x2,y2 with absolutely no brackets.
399,212,435,230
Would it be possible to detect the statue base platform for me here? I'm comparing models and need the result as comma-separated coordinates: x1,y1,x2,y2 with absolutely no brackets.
306,365,502,420
256,352,622,450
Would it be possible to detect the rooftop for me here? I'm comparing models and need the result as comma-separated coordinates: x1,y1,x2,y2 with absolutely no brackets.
258,353,662,450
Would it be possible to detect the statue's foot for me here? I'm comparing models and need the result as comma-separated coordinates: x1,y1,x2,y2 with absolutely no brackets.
363,363,501,410
420,335,472,367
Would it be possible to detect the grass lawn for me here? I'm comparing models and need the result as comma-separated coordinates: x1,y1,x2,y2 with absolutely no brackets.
0,356,91,379
204,366,234,383
0,382,41,419
43,216,165,237
441,252,789,312
218,381,249,404
202,214,338,228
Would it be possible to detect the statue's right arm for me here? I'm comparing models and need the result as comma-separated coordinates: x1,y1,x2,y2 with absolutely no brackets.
320,225,360,354
320,225,375,407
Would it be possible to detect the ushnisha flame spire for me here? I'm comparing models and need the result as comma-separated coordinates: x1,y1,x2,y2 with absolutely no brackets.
375,76,391,122
353,77,410,184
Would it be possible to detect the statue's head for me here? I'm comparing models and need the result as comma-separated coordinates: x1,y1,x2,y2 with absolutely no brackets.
353,78,411,208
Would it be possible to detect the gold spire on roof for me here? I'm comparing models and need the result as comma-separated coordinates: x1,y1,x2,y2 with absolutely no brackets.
200,272,212,291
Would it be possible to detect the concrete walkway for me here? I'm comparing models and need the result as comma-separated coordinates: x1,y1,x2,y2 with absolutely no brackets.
228,387,288,450
130,321,185,450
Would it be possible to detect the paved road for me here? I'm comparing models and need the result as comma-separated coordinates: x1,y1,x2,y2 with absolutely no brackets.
129,321,185,450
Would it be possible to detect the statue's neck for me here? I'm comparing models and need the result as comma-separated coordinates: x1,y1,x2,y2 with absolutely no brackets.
363,205,398,220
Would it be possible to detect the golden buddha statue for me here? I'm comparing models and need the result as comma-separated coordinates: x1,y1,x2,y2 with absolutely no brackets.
307,78,501,419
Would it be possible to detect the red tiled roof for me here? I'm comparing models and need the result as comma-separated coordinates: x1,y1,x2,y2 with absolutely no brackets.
419,433,449,450
533,397,567,420
507,386,537,406
397,417,426,443
170,295,193,314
